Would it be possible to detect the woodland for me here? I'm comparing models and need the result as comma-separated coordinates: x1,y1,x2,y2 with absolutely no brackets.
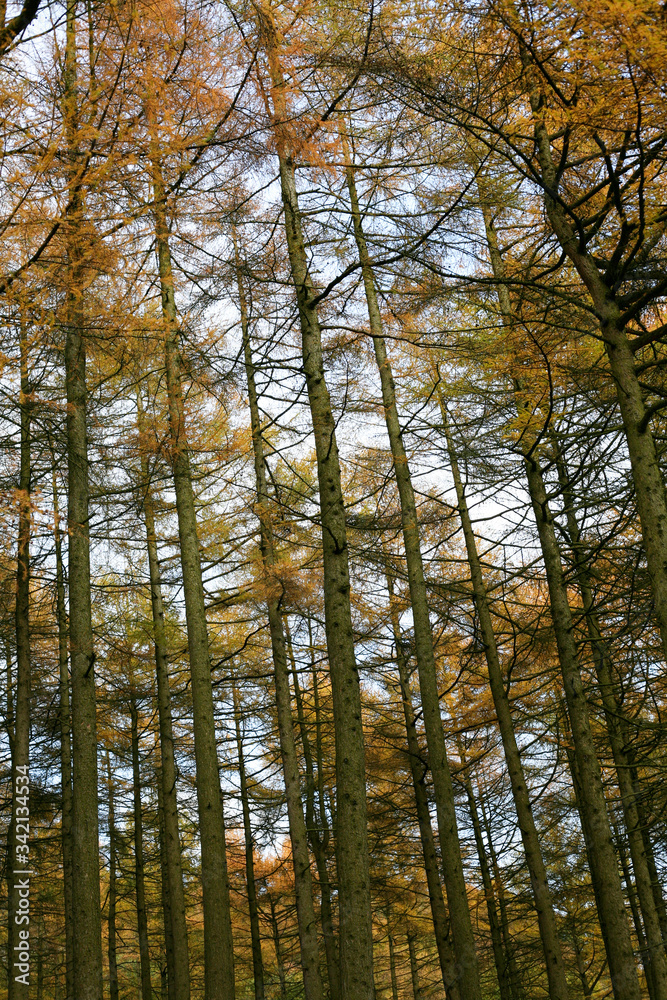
0,1,666,999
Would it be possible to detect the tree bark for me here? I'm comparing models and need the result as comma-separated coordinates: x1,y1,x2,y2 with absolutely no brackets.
63,5,103,994
407,930,422,1000
571,922,593,1000
130,687,153,1000
285,618,340,1000
36,922,43,1000
149,135,235,1000
613,819,653,996
107,753,119,1000
553,442,667,999
521,442,642,1000
156,754,175,1000
50,449,74,1000
479,184,643,1000
343,140,479,1000
137,395,190,1000
384,563,461,1000
232,679,266,1000
236,250,326,1000
10,318,31,1000
255,12,375,997
284,616,340,1000
635,794,667,952
0,0,40,57
269,895,288,1000
386,910,399,1000
456,741,513,1000
440,404,569,1000
478,793,524,1000
520,42,667,664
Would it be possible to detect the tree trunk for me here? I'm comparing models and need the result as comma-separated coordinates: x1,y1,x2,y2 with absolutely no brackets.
10,318,31,1000
269,896,288,1000
571,924,593,1000
36,922,43,1000
343,139,479,1000
440,403,569,1000
63,5,103,996
137,394,190,1000
51,448,74,1000
236,250,325,1000
553,442,667,999
456,741,513,1000
308,640,340,994
478,793,524,1000
285,618,340,1000
107,753,119,1000
156,756,175,1000
149,135,235,1000
613,819,653,996
635,792,667,952
130,688,153,1000
232,679,266,1000
384,563,461,1000
520,42,667,664
407,931,421,1000
386,910,399,1000
522,449,642,1000
256,13,375,997
480,185,643,1000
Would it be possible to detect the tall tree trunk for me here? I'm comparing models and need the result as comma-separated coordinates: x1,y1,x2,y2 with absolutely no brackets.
343,137,479,1000
439,402,569,1000
137,394,190,1000
130,687,153,1000
613,819,653,996
306,620,332,864
480,186,643,1000
156,754,175,1000
232,679,266,1000
571,922,593,1000
383,563,461,1000
36,922,43,1000
407,931,421,1000
478,793,524,1000
519,42,667,664
308,636,339,992
563,732,608,941
256,12,375,998
148,134,235,1000
520,421,643,1000
386,910,399,1000
63,6,103,997
269,895,288,1000
456,741,512,1000
10,319,31,1000
285,617,340,1000
635,791,667,951
107,753,119,1000
553,442,667,998
236,251,325,1000
50,447,74,1000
